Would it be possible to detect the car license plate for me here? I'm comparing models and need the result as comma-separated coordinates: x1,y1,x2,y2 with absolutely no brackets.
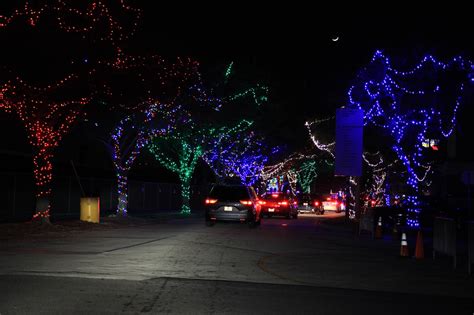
303,203,308,206
268,208,274,212
224,206,233,211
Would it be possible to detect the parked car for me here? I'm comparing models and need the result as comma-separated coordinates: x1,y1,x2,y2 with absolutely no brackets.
204,184,261,227
297,193,324,215
260,191,298,219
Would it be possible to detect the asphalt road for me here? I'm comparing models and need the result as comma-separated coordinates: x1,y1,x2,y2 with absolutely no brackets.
0,212,473,314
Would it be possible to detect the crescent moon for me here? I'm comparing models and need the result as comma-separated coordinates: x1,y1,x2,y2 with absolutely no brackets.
332,37,339,42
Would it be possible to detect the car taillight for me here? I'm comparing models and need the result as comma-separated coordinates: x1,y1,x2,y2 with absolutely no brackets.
279,201,288,206
314,201,319,206
205,198,218,204
258,200,266,205
240,200,253,205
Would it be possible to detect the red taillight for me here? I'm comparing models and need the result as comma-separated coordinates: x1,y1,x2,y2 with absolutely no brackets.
279,201,288,206
314,201,319,206
272,194,279,198
258,200,266,205
240,200,253,205
205,198,218,204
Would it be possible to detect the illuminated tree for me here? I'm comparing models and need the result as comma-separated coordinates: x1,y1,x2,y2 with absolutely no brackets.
297,160,318,193
305,116,395,219
261,152,317,193
0,1,142,222
203,130,275,186
101,102,180,216
149,119,252,214
1,81,88,220
95,52,203,216
147,62,268,213
348,50,473,227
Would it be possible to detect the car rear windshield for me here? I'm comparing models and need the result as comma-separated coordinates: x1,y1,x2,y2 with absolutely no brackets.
299,195,312,202
209,186,249,200
263,193,290,201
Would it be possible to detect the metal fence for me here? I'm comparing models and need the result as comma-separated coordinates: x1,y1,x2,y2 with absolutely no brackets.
358,208,375,237
0,172,210,222
469,221,474,274
433,217,457,269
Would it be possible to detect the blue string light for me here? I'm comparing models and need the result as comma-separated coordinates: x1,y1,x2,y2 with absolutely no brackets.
348,50,473,227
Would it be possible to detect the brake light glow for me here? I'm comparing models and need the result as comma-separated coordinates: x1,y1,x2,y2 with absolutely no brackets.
205,199,218,204
258,200,266,205
314,201,319,206
272,194,279,198
240,200,253,205
278,201,288,206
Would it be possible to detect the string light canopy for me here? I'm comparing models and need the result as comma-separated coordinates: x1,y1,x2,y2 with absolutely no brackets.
305,115,403,218
0,1,143,221
203,130,276,186
149,119,253,214
348,50,473,227
0,0,142,62
147,62,269,214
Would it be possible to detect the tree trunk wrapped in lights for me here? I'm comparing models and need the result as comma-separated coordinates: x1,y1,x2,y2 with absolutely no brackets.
104,102,180,216
1,1,143,221
149,120,252,214
1,83,88,222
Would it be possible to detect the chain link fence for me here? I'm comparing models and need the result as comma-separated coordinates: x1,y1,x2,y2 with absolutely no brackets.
0,172,210,222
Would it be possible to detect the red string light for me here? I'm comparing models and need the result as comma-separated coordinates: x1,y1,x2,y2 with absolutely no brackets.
1,1,144,220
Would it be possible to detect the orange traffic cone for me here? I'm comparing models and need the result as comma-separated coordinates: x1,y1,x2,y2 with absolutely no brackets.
375,216,383,239
400,232,409,257
414,231,424,259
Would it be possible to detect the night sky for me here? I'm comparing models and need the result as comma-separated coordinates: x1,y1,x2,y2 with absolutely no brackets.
133,8,474,151
1,3,473,169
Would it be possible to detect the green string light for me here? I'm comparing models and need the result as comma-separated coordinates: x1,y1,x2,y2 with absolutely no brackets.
226,84,269,106
297,160,318,194
224,61,234,80
149,120,252,214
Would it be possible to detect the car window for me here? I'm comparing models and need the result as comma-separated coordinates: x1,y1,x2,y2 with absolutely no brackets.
209,185,249,200
263,193,290,201
298,195,311,202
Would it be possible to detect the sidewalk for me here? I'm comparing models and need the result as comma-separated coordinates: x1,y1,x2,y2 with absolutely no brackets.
0,211,202,241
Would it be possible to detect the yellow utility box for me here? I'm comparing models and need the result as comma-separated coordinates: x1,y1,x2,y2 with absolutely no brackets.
80,197,100,223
